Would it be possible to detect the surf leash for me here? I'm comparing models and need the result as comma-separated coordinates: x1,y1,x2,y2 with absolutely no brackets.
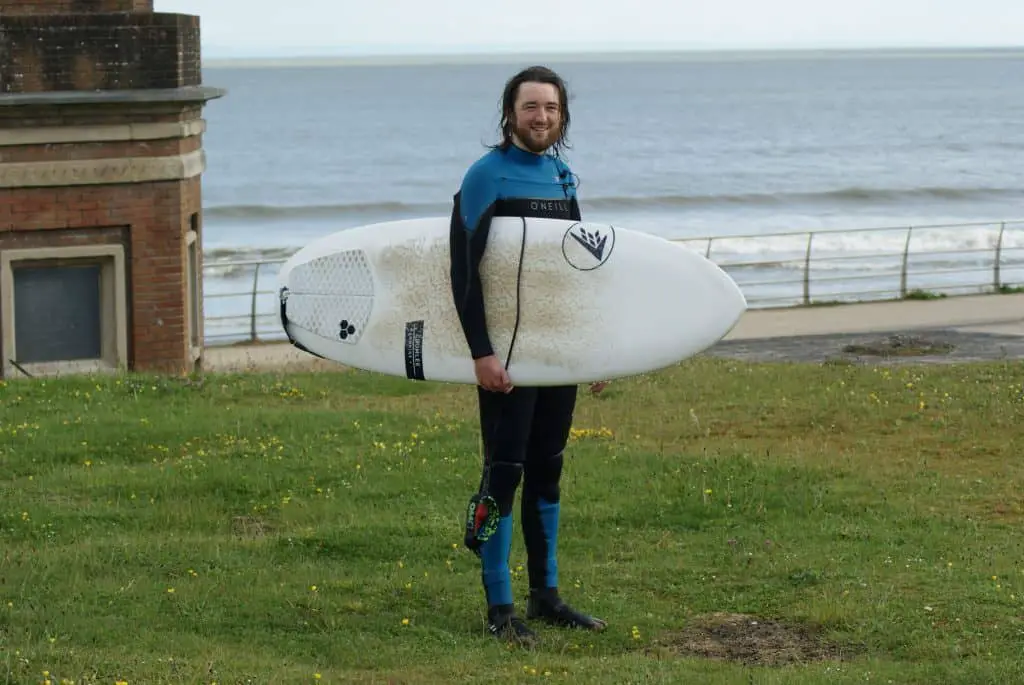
502,216,526,369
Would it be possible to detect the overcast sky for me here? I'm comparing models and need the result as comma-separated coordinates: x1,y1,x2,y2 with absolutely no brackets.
156,0,1024,58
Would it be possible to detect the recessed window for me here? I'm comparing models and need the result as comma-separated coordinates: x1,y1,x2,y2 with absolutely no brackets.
2,245,127,378
13,263,103,363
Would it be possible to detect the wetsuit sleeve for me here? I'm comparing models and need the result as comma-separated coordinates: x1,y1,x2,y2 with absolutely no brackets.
449,166,497,360
568,195,582,221
557,159,583,221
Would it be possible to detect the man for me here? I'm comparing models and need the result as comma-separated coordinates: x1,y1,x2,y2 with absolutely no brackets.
449,65,608,646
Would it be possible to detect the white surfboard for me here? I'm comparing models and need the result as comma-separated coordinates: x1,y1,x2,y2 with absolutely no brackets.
277,216,746,385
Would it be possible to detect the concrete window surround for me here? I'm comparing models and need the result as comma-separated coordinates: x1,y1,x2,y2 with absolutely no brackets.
1,244,129,378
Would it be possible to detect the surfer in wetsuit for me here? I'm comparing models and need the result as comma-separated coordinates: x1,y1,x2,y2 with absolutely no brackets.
449,65,608,646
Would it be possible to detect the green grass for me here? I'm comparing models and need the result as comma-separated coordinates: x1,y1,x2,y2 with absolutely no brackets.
2,357,1024,684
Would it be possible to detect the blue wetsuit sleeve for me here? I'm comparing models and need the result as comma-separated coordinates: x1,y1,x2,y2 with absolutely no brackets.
449,165,497,360
555,158,582,220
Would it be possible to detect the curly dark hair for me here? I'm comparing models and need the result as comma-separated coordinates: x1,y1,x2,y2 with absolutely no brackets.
492,65,572,157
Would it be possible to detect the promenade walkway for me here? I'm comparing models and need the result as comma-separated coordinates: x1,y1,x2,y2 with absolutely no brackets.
203,293,1024,372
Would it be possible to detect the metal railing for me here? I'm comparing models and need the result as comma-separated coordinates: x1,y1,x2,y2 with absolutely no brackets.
200,218,1024,346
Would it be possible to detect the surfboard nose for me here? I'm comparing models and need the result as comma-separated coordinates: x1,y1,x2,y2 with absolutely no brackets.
710,262,748,333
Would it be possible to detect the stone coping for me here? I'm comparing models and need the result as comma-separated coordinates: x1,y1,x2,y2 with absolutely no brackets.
0,86,227,107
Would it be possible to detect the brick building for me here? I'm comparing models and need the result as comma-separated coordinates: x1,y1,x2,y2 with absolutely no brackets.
0,0,223,378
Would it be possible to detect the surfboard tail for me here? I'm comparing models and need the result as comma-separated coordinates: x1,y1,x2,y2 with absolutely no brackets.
278,287,328,361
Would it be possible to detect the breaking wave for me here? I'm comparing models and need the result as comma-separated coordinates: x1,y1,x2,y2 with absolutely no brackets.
202,185,1024,222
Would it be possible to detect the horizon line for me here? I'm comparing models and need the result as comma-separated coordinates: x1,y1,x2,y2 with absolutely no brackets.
199,44,1024,68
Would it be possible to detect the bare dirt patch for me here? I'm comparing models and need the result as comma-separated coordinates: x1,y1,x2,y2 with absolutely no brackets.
231,515,274,539
707,327,1024,366
647,612,859,667
841,334,956,358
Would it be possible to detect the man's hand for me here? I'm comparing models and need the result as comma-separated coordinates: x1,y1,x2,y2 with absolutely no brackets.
474,355,513,393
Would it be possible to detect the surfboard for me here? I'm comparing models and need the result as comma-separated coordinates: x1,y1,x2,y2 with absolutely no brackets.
277,216,746,385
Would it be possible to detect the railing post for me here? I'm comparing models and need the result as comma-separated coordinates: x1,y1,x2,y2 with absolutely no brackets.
994,221,1006,291
705,238,713,259
250,262,262,342
900,226,914,298
803,232,814,305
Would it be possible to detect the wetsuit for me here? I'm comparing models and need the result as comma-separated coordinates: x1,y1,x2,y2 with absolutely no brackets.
449,143,580,617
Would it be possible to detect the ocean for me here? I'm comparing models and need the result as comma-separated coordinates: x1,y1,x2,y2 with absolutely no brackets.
195,49,1024,343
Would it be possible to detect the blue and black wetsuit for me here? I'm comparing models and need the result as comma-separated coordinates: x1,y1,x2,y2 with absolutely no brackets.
449,143,580,618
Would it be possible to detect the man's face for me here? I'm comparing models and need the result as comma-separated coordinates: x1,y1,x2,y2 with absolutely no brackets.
510,81,562,154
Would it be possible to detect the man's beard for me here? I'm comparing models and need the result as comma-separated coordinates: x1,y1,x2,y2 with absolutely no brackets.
513,120,559,153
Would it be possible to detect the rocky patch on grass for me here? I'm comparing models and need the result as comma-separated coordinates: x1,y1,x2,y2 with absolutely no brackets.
707,328,1024,365
841,334,956,358
647,612,860,667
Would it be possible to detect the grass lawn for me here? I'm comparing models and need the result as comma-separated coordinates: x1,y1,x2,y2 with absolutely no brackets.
1,356,1023,684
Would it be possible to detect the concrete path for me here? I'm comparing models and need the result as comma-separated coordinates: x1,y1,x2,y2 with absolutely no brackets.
203,293,1024,372
723,293,1024,340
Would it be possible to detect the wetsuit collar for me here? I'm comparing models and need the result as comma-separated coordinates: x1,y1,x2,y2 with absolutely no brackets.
505,142,548,165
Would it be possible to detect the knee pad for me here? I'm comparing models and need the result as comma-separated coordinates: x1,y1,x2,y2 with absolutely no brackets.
464,460,523,555
524,451,563,503
483,460,523,515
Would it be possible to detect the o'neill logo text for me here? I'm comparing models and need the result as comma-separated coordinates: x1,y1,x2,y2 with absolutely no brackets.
530,200,569,214
562,222,616,271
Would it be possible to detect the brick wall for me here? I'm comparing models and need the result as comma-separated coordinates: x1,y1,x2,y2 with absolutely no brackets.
0,2,219,377
0,104,204,128
0,177,203,373
0,135,201,165
0,12,200,93
0,1,153,16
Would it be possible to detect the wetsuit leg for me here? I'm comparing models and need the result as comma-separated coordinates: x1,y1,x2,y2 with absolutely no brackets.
520,384,607,631
520,383,578,592
475,385,537,611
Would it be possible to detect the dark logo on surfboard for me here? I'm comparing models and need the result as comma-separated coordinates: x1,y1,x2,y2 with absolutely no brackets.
562,222,616,271
404,320,425,381
571,227,608,261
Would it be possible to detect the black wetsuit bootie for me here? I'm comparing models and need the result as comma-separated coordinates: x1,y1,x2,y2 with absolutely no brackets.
526,588,608,631
487,604,538,647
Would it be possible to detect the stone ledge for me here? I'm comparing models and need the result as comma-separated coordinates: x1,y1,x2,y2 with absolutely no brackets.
0,148,205,187
0,119,206,146
0,86,226,107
